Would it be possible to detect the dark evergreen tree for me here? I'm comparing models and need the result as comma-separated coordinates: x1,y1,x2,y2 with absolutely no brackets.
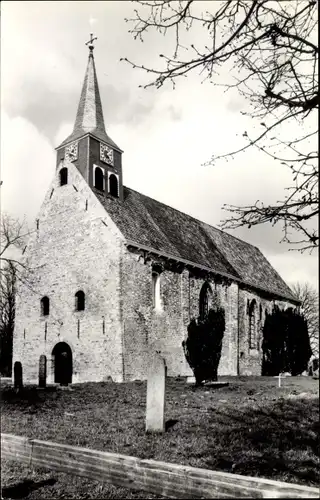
262,306,312,376
182,308,225,385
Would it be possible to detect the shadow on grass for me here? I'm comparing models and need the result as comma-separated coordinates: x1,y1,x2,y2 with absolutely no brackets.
1,386,57,403
2,478,56,499
165,419,179,431
204,398,319,485
2,379,319,487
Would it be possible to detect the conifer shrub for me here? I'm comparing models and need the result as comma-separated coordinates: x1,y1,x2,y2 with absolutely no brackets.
182,308,225,385
262,306,312,376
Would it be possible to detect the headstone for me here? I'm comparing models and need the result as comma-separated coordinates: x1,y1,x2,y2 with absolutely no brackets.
14,361,23,391
146,354,166,433
39,355,47,388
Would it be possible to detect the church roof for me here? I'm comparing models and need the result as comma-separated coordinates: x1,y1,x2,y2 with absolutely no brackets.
57,51,121,151
96,188,299,303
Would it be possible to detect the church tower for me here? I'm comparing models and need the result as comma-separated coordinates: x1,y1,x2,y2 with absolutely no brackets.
55,34,123,201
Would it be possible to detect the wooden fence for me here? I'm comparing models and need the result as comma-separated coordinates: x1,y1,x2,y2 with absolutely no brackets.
1,433,319,498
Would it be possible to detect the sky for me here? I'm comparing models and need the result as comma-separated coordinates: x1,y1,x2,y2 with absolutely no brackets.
1,0,318,290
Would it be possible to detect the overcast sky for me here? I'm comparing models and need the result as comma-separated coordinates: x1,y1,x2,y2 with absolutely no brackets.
1,1,318,290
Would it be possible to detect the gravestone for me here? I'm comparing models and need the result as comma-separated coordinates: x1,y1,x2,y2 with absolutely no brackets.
39,355,47,388
146,354,166,433
14,361,23,391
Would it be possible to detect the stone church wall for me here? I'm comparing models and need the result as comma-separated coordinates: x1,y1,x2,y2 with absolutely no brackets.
238,287,297,376
189,277,238,376
121,249,239,380
12,163,125,384
120,250,193,380
12,163,298,384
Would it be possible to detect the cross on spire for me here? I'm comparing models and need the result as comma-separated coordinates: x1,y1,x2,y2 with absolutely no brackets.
85,33,97,54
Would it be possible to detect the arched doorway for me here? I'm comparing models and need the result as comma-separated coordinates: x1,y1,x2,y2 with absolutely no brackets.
52,342,72,385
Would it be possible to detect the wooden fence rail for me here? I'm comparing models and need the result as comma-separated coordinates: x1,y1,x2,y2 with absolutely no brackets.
1,433,319,498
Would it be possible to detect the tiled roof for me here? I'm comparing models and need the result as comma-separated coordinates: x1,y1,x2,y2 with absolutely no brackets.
96,187,299,303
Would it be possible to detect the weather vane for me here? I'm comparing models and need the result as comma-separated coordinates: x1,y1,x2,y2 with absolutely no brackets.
85,33,97,53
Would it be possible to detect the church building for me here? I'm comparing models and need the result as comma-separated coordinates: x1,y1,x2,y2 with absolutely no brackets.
12,37,299,385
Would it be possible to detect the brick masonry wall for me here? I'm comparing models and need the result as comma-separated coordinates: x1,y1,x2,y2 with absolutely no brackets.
238,287,297,375
13,156,298,384
120,251,240,381
88,137,123,200
189,277,238,376
56,136,89,182
120,251,194,380
12,161,125,384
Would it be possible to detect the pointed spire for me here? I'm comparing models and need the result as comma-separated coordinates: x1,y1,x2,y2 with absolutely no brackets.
57,34,121,151
73,41,106,135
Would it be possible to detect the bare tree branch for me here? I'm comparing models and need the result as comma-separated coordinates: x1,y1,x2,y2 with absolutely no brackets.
123,0,318,252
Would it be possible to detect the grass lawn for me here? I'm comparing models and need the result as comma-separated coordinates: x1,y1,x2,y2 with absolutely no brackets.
1,376,319,499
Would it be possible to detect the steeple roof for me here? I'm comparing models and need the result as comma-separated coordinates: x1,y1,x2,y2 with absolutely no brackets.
57,38,121,151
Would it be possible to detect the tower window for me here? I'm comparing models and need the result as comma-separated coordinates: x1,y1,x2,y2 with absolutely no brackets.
59,168,68,186
152,272,161,310
94,166,104,191
75,290,85,311
40,296,50,316
109,174,119,198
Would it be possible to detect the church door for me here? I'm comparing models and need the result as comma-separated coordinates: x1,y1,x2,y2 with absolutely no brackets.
52,342,72,385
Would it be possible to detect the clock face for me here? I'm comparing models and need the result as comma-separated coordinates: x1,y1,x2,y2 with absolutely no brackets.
65,142,78,162
100,143,114,166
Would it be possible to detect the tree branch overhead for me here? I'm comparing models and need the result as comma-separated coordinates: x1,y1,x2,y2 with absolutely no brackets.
124,0,318,252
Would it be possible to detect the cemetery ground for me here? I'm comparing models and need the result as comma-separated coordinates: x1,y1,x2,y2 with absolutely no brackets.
1,376,319,499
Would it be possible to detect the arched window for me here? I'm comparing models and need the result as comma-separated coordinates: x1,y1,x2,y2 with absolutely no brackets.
109,174,119,197
59,167,68,186
248,299,257,348
40,296,50,316
94,167,104,191
152,272,161,310
199,282,213,320
75,290,85,311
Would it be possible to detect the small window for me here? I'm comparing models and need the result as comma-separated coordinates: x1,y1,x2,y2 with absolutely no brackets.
259,304,262,321
109,174,119,197
199,282,213,320
152,272,161,310
94,167,104,191
41,296,50,316
75,290,85,311
248,299,257,348
59,168,68,186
